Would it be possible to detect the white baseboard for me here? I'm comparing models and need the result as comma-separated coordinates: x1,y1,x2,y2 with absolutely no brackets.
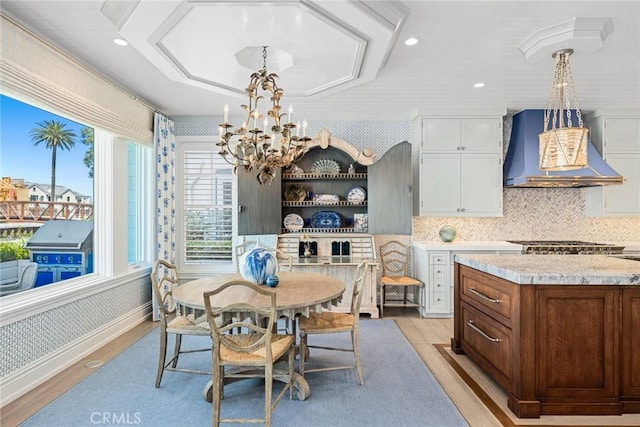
0,303,152,406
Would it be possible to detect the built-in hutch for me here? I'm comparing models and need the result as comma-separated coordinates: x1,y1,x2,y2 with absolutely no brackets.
269,129,413,319
412,116,504,217
585,112,640,216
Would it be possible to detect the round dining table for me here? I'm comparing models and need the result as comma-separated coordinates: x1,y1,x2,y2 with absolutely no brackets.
171,271,346,401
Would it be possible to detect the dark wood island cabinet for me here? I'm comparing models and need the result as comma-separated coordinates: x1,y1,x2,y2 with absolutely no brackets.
451,254,640,418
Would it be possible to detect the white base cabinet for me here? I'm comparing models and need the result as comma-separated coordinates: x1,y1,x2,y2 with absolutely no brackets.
413,244,522,317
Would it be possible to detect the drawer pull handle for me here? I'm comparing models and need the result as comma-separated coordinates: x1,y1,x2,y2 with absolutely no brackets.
467,320,501,343
468,287,501,304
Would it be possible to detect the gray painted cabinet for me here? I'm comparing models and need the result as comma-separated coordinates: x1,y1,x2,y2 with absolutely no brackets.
368,141,412,234
237,168,282,235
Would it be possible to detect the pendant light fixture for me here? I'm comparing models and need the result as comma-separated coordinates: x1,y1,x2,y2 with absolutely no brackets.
217,46,310,185
538,48,588,171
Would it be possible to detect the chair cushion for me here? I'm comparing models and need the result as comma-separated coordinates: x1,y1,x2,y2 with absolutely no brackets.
299,311,355,333
381,276,421,286
219,334,294,363
166,313,211,335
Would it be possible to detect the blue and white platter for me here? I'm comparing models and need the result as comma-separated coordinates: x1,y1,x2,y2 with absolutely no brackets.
311,211,342,228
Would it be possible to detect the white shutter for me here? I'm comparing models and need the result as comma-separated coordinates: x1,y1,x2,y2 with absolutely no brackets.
182,149,233,263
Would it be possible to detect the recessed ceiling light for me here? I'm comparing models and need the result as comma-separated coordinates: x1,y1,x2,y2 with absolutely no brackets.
474,82,485,88
113,38,128,46
404,37,418,46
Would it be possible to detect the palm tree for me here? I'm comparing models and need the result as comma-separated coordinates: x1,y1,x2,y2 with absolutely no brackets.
30,120,77,203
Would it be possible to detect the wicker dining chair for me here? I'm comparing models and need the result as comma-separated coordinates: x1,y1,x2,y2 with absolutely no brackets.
150,259,211,388
203,280,295,427
298,259,368,385
379,240,423,318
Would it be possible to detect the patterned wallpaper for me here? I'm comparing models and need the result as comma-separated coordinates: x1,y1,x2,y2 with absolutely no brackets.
174,118,411,161
0,277,150,377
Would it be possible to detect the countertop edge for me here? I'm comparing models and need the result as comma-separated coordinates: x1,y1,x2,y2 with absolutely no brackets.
454,254,640,285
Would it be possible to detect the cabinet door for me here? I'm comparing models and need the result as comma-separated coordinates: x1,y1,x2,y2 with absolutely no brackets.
605,118,640,153
604,155,640,214
462,118,502,152
419,153,461,215
622,288,640,399
421,118,461,152
460,154,503,216
238,168,281,235
368,141,412,234
537,287,618,400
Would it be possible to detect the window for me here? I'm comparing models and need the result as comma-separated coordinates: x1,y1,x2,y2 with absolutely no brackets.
127,142,152,265
176,140,235,273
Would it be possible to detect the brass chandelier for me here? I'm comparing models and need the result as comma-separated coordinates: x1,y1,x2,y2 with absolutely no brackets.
539,48,588,171
217,46,310,185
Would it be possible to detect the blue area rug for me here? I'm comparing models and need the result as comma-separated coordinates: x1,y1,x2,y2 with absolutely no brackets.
21,319,467,426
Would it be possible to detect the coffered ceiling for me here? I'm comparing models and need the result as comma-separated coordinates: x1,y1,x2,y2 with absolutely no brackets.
1,1,639,120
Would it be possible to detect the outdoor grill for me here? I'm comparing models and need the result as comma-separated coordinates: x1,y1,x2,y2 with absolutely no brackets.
25,220,94,287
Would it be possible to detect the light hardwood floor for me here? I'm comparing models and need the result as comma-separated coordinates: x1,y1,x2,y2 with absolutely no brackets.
3,308,639,427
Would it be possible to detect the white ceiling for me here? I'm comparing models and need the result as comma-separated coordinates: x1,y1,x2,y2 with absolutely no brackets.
1,0,639,121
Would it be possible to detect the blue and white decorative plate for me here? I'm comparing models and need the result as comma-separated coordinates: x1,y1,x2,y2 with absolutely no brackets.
283,213,304,231
347,186,367,204
311,211,342,228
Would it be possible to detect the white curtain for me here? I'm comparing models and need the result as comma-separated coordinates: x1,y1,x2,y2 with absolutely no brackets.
152,113,176,320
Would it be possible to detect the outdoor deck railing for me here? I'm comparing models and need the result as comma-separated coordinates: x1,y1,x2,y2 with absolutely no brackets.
0,201,94,222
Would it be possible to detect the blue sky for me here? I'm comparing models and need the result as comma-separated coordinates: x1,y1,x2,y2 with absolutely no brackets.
0,95,93,196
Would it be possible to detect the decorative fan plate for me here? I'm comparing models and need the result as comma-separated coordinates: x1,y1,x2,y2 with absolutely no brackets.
283,213,304,231
284,184,306,202
347,186,367,204
311,211,342,228
311,159,340,175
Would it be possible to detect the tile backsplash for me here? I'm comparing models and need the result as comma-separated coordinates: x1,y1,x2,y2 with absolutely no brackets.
413,187,639,243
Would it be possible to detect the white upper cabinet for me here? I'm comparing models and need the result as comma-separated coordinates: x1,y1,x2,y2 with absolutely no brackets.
585,115,640,217
420,118,502,152
413,116,504,217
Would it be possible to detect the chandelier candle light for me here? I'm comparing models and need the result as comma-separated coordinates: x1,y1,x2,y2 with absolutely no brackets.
538,48,588,171
217,46,311,185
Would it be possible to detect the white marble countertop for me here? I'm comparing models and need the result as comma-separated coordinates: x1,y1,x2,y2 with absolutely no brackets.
454,254,640,285
411,240,523,252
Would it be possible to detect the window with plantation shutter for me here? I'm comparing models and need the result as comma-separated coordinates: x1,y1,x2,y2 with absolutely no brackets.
180,145,234,265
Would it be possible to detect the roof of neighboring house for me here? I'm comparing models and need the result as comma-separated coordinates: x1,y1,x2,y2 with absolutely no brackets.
25,182,89,199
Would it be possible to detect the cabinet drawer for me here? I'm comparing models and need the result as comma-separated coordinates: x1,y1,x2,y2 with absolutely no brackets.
461,302,511,385
429,292,449,311
460,267,513,324
429,253,448,264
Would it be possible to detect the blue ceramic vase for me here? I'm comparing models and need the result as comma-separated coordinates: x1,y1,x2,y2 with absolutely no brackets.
239,248,278,285
265,274,279,288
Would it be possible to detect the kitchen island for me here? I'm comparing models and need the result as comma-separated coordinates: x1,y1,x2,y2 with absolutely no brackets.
451,254,640,418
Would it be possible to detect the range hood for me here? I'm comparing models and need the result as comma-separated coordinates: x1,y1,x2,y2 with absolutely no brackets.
504,109,623,187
